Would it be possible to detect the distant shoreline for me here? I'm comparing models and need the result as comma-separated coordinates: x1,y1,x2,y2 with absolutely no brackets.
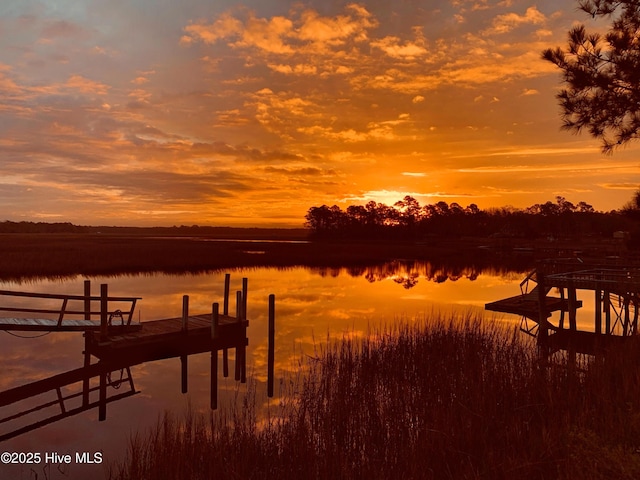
0,232,631,281
0,221,309,240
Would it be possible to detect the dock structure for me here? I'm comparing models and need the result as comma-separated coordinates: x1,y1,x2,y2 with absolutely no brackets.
0,275,276,439
486,260,640,357
0,285,141,332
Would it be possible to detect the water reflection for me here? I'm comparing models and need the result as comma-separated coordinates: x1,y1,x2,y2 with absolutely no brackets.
0,261,526,479
308,260,524,287
0,364,138,442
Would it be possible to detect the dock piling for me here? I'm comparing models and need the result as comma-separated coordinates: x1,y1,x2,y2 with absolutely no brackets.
268,294,275,398
242,278,248,320
605,290,611,334
100,284,108,341
182,295,189,332
568,281,577,331
0,275,271,419
223,274,230,315
536,269,550,364
84,280,91,321
222,274,230,377
235,291,242,381
181,295,189,393
595,281,602,335
211,302,219,409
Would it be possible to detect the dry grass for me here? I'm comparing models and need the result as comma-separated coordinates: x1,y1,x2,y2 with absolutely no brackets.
109,317,640,480
0,233,524,281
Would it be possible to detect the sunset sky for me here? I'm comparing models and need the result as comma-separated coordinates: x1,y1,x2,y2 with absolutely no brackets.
1,0,638,226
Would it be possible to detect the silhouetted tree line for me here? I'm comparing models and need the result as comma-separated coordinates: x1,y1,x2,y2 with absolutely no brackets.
305,195,638,240
0,221,90,234
0,221,305,238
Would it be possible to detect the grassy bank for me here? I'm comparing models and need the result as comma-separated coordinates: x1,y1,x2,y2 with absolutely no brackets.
0,233,532,281
109,318,640,480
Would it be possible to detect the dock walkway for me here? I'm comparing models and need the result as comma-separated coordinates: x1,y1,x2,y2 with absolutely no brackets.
0,275,275,432
0,275,278,441
86,312,248,363
485,286,579,323
486,261,640,356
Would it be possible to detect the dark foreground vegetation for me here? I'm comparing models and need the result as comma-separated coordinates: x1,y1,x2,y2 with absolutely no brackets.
110,319,640,480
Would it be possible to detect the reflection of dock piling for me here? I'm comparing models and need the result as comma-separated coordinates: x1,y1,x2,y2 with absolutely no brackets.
0,363,137,441
0,274,276,437
486,260,640,358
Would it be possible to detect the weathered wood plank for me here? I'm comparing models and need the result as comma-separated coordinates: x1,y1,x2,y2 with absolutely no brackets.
0,317,141,332
86,313,248,361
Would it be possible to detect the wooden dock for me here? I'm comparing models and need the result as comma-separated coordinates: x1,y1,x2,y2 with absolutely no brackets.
0,363,137,442
0,318,142,332
485,286,580,322
0,274,277,440
486,261,640,357
86,313,248,365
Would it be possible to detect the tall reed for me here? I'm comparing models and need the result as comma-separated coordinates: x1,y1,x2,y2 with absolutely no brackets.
109,316,640,480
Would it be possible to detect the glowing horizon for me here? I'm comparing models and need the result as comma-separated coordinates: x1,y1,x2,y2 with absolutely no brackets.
0,0,638,227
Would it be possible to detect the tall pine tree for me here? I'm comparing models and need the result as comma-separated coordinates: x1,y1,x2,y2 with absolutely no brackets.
543,1,640,153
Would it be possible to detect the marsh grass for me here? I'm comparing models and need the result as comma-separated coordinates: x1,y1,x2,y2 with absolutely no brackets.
109,317,640,480
0,233,525,281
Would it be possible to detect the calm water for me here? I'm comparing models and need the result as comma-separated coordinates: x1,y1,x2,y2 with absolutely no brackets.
0,261,598,479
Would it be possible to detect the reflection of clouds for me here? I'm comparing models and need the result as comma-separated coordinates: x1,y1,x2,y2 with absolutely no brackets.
327,308,375,320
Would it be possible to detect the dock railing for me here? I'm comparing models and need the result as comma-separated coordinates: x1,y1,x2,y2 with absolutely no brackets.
0,281,141,328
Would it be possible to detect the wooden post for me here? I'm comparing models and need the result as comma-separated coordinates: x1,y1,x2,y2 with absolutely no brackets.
568,282,577,331
558,287,565,330
536,269,549,362
623,297,631,336
211,302,219,410
239,290,247,383
84,280,91,321
182,295,189,332
268,294,275,398
223,274,230,315
100,284,108,341
605,290,611,334
236,290,243,321
235,291,242,381
242,278,248,321
180,284,189,393
595,284,602,335
181,295,189,391
212,302,219,339
223,274,230,377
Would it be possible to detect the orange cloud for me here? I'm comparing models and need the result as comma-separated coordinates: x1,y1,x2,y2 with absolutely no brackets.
486,6,546,34
371,36,429,60
181,4,378,57
64,75,110,95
